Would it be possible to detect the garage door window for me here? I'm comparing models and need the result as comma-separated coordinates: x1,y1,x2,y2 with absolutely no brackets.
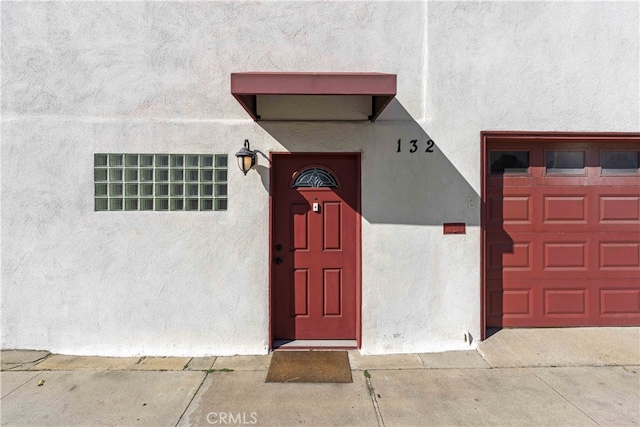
545,150,585,175
601,151,639,175
490,151,529,174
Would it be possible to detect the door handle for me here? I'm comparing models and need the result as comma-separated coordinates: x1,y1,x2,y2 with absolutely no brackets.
275,257,283,265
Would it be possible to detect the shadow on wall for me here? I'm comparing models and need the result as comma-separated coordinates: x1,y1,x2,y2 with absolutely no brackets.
258,99,480,227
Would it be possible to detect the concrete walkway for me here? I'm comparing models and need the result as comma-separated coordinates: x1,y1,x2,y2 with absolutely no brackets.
1,328,639,426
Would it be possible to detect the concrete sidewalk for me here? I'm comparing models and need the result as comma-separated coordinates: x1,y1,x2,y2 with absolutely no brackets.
1,328,639,426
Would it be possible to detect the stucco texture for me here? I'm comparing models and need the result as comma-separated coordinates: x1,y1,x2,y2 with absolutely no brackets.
2,1,638,355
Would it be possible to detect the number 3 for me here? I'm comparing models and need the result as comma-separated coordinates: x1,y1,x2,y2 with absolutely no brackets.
410,140,418,153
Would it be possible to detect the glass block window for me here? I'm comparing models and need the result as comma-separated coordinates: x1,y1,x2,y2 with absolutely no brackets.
94,154,228,211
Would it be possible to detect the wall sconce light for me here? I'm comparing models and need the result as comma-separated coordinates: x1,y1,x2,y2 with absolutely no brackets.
235,139,256,175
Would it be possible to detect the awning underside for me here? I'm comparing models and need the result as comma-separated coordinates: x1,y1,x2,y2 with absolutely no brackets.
231,72,397,122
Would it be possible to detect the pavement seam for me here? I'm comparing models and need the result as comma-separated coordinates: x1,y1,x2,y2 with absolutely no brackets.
0,371,41,399
174,372,209,427
19,352,53,370
183,357,193,370
365,374,385,427
527,367,603,427
476,351,494,368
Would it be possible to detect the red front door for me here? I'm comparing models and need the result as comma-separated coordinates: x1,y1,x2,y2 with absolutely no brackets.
272,154,359,340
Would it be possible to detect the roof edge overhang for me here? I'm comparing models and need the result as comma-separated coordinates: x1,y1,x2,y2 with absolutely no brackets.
231,72,397,122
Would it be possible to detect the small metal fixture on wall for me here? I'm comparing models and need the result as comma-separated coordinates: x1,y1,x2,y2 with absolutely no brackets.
235,139,256,175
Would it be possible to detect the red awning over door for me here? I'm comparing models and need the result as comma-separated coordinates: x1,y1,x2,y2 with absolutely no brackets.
231,72,396,122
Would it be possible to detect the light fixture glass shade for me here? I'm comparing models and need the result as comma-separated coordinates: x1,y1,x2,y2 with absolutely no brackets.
238,154,255,174
235,139,256,175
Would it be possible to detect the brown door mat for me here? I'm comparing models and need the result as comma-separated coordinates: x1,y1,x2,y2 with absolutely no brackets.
265,351,352,383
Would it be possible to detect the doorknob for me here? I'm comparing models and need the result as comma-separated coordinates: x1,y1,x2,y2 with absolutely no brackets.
275,244,283,251
275,257,283,265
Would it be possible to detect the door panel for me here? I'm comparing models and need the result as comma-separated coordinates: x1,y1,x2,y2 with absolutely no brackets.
323,202,342,250
272,154,359,340
323,269,342,316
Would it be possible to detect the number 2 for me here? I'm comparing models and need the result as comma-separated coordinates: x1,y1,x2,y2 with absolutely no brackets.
426,139,434,153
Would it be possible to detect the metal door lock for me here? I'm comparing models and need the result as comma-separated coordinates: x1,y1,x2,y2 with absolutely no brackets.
312,202,320,212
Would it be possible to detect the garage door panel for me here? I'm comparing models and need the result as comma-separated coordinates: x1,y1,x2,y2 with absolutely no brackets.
599,196,640,223
485,186,535,232
543,288,588,317
543,241,588,271
487,289,532,317
484,137,640,328
487,195,532,225
486,280,535,326
543,195,587,224
486,239,532,273
599,242,640,270
600,287,640,317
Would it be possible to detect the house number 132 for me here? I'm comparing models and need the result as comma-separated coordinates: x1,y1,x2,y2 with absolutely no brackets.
397,139,435,153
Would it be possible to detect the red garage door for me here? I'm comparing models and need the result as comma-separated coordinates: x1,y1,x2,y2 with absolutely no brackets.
483,133,640,327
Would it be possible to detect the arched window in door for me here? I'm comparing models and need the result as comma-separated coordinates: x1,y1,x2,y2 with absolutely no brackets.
292,167,338,188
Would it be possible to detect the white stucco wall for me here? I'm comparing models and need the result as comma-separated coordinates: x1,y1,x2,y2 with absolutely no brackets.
2,1,638,356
